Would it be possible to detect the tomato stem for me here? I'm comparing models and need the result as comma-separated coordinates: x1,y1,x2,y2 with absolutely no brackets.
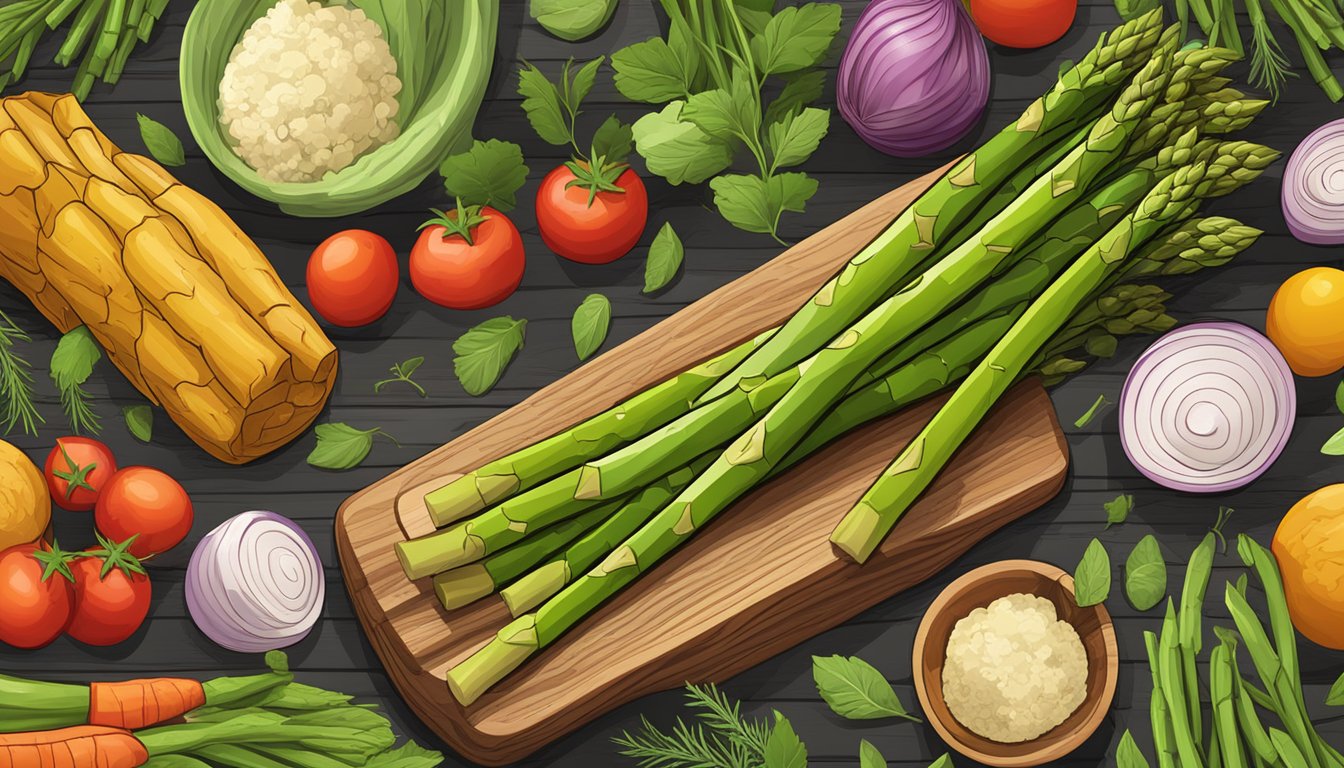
53,440,98,500
32,539,82,583
87,533,148,579
564,154,629,208
419,199,491,247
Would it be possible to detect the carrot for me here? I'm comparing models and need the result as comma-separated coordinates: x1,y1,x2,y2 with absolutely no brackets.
0,726,148,768
89,680,206,731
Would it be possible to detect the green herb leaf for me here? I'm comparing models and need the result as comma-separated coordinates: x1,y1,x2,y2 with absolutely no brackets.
136,113,185,167
1073,538,1112,607
0,310,41,437
375,357,428,397
307,422,398,471
644,223,684,294
440,139,530,212
762,712,806,768
612,37,694,103
750,4,843,76
1075,394,1111,428
1116,730,1151,767
764,70,828,128
928,756,954,768
566,56,605,115
767,107,830,170
1323,425,1344,455
50,325,102,435
632,102,734,185
518,62,573,146
362,740,444,768
122,405,152,442
1104,493,1133,529
572,294,612,362
681,78,758,144
859,740,886,768
1125,534,1167,611
812,655,920,721
453,317,527,396
591,116,634,164
530,0,618,42
710,172,818,239
1327,672,1344,706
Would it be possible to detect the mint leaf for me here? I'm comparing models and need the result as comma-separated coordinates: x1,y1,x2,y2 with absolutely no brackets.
644,223,684,293
632,102,734,185
453,317,527,396
518,62,572,146
859,740,886,768
307,422,398,471
1074,538,1112,607
764,70,828,127
122,405,152,443
531,0,618,42
137,113,185,167
762,713,806,768
591,116,633,163
1125,534,1167,611
1116,730,1151,767
612,37,693,103
767,107,830,169
812,655,920,721
750,4,843,76
440,139,530,212
1104,493,1133,529
572,294,612,362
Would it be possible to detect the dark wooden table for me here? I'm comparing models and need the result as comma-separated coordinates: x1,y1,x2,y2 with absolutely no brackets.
4,1,1343,765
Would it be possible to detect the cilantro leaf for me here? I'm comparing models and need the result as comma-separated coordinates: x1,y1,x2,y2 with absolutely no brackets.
644,223,684,294
440,139,530,212
453,317,527,396
750,4,843,76
762,713,806,768
612,37,694,103
632,102,734,185
518,62,572,146
680,68,759,143
767,106,830,169
591,116,634,163
710,172,818,238
764,70,828,127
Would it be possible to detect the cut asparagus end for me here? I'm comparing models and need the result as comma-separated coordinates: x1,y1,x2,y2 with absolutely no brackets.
829,501,884,564
396,523,488,581
500,560,572,617
425,472,520,528
434,564,496,611
447,616,539,707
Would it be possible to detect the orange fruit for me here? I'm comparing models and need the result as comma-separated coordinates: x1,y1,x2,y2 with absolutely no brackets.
1266,266,1344,377
1273,485,1344,649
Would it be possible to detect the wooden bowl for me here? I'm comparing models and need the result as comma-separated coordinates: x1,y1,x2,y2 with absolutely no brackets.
912,559,1118,767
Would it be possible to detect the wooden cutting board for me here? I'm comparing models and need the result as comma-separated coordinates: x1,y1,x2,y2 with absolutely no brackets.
335,164,1071,766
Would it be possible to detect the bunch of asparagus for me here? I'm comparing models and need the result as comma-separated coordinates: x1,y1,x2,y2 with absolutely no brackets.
392,10,1279,707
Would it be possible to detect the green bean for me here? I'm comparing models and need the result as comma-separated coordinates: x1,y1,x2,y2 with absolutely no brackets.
1269,729,1311,766
54,0,105,67
89,0,126,76
1160,600,1207,768
1212,643,1248,768
1147,630,1179,768
1181,534,1217,752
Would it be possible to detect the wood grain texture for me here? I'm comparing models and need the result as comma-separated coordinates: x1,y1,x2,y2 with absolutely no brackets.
336,166,1070,764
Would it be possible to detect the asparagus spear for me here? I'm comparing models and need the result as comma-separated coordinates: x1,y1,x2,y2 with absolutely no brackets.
696,13,1172,402
829,156,1259,563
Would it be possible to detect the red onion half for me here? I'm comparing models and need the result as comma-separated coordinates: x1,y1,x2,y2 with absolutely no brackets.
186,511,325,653
836,0,991,157
1283,119,1344,244
1119,323,1296,493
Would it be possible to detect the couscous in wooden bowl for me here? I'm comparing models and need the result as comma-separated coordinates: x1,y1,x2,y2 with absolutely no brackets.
912,559,1119,767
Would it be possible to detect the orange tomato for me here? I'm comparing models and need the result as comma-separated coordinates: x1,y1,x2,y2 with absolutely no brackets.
970,0,1076,49
1273,485,1344,649
1266,266,1344,377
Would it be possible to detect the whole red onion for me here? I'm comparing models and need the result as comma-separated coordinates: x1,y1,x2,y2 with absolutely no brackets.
837,0,991,157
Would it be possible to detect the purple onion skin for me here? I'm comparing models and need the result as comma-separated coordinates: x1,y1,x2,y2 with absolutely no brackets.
1283,119,1344,244
837,0,991,157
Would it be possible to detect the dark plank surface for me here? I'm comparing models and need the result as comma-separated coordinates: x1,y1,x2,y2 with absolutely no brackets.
3,1,1343,765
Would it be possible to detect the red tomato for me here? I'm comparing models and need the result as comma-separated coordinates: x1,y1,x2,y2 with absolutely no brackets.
971,0,1076,49
0,543,74,649
306,230,399,327
410,207,525,309
43,437,117,512
536,165,648,264
95,467,193,558
68,541,151,647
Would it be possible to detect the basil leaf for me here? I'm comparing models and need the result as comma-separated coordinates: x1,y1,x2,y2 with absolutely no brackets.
1325,425,1344,455
612,37,693,104
1125,534,1167,611
859,740,886,768
440,139,530,212
1116,730,1151,767
518,62,572,146
767,107,830,169
1073,538,1112,607
632,102,734,185
122,405,153,443
762,713,806,768
530,0,618,42
1104,493,1133,529
453,317,527,396
1075,393,1111,428
749,4,843,76
307,422,397,471
137,113,185,167
591,116,633,164
572,294,612,362
1328,672,1344,706
812,655,919,721
764,70,827,128
644,223,684,294
1336,378,1344,414
710,172,817,236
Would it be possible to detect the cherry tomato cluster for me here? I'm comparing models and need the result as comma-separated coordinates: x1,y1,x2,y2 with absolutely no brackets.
0,437,193,650
304,166,649,328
